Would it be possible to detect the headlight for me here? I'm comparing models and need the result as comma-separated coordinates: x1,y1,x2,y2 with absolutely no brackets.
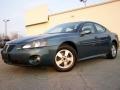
22,40,47,49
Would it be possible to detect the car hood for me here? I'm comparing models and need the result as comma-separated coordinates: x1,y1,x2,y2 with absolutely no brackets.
7,33,73,44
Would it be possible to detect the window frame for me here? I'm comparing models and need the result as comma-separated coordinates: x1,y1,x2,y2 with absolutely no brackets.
80,22,97,34
94,23,106,33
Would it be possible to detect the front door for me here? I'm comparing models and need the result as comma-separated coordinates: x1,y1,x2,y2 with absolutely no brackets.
78,23,97,59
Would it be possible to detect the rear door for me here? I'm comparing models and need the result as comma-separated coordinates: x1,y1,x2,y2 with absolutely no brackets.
93,23,110,54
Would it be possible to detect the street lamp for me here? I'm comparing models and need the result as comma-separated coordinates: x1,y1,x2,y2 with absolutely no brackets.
3,19,10,37
80,0,87,7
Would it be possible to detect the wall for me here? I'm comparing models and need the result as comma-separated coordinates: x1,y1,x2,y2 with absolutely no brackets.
25,0,120,39
25,5,48,26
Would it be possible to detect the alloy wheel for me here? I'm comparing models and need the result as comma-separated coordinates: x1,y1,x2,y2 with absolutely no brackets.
111,45,117,57
55,49,74,69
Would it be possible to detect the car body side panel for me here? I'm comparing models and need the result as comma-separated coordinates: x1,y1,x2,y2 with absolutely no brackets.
109,32,119,49
94,32,111,54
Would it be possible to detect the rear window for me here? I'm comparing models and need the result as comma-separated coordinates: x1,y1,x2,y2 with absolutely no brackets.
94,24,106,33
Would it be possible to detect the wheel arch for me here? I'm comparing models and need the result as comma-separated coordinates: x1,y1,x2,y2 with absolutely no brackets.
58,41,78,55
112,40,118,49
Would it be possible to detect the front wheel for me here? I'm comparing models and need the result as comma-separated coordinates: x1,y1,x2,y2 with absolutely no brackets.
54,45,77,72
106,43,117,59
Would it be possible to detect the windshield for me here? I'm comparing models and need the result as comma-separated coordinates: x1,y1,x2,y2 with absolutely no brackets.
46,23,79,34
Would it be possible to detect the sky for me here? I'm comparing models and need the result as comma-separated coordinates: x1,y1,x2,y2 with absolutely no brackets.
0,0,110,36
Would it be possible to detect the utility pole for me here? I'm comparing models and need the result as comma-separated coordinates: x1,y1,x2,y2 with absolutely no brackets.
80,0,87,7
3,19,10,38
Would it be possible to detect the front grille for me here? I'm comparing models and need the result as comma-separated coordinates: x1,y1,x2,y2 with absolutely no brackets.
3,45,15,52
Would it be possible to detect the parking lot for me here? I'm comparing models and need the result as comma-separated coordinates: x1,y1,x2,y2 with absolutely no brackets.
0,49,120,90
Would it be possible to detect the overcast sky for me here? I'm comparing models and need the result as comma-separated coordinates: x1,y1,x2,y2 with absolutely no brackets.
0,0,110,36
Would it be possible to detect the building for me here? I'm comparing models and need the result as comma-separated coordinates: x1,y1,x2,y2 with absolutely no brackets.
25,0,120,39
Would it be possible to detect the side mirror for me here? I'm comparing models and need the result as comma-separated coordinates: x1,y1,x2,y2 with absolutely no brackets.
80,29,91,36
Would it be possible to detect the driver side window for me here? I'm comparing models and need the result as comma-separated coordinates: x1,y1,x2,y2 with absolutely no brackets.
82,23,95,34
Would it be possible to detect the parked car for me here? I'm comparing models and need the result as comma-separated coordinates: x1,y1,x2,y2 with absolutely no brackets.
1,21,119,71
0,39,10,48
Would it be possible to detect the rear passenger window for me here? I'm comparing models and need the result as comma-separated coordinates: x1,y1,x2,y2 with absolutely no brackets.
82,23,95,33
95,24,106,33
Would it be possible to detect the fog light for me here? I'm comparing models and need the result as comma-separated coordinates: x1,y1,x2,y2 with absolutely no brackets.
29,55,41,65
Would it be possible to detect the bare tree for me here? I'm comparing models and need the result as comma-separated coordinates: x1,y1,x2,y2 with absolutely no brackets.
0,34,10,41
10,33,23,40
0,34,2,41
10,33,18,40
0,33,23,41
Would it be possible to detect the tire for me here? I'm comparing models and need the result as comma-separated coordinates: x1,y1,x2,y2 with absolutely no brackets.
106,42,117,59
54,45,77,72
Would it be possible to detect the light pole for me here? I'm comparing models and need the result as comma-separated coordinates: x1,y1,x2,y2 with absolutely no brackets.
3,19,10,37
80,0,87,7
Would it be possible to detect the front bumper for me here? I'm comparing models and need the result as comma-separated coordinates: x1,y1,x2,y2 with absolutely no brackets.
1,44,57,66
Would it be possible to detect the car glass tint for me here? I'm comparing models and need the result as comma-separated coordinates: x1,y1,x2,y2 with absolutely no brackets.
95,24,106,33
82,23,95,33
46,23,79,33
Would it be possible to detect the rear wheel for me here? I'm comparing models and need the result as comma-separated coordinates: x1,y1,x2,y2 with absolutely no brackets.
54,45,77,72
106,43,117,59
